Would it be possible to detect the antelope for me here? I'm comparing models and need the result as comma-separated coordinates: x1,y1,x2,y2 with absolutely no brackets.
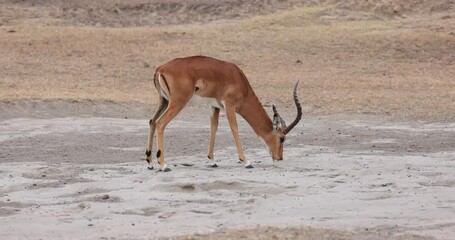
145,56,302,172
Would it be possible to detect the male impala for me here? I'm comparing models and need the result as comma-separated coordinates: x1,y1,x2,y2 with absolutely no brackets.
145,56,302,172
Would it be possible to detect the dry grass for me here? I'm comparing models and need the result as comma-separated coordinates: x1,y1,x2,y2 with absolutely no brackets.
171,226,431,240
0,1,454,121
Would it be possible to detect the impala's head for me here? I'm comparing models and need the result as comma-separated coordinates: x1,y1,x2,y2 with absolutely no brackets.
265,81,302,161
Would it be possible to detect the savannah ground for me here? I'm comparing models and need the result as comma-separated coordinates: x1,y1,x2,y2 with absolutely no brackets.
0,0,454,239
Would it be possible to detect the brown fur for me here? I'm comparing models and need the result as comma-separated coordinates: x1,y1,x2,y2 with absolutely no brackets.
146,56,299,169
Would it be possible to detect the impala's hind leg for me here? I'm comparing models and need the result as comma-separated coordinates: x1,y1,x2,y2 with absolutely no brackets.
146,97,168,170
155,101,187,172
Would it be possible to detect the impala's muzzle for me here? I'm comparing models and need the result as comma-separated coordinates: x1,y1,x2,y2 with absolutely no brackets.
271,153,283,161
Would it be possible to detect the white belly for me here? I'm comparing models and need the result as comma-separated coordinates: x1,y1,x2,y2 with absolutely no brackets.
189,95,224,109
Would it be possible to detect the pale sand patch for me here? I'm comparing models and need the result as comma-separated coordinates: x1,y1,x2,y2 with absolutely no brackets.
0,114,454,239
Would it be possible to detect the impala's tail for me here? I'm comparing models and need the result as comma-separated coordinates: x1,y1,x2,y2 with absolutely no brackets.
151,71,171,122
153,72,170,101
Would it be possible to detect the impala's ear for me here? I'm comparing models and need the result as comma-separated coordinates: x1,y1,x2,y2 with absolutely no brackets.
272,105,282,131
272,105,286,131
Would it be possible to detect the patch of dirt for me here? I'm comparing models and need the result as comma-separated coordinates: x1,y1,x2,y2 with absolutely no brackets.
329,0,454,17
171,226,432,240
2,0,453,27
1,108,454,164
0,0,310,27
0,99,152,120
320,0,455,33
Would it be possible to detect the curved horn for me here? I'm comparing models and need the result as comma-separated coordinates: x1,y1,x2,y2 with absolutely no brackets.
283,80,302,135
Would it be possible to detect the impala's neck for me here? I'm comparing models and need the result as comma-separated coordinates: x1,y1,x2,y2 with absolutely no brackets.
237,93,274,141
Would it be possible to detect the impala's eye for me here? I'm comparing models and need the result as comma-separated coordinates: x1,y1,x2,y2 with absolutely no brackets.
279,137,285,144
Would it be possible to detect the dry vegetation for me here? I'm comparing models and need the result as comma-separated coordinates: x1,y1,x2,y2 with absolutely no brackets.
0,0,454,121
172,226,430,240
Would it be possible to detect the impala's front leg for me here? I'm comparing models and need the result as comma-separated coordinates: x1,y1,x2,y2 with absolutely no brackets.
225,106,253,169
207,107,220,167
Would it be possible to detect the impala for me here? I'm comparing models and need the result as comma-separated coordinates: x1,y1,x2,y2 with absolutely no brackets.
145,56,302,172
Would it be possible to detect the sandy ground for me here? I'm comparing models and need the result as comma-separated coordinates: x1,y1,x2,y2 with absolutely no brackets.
1,108,454,239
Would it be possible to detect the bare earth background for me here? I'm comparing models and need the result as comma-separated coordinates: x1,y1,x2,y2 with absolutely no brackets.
0,0,455,239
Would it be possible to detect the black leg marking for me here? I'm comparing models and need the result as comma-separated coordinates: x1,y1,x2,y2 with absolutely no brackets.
146,150,153,169
156,150,161,158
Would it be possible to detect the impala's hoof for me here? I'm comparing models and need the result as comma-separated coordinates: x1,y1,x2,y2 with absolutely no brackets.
210,163,218,168
245,164,254,169
158,167,172,172
147,166,154,170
